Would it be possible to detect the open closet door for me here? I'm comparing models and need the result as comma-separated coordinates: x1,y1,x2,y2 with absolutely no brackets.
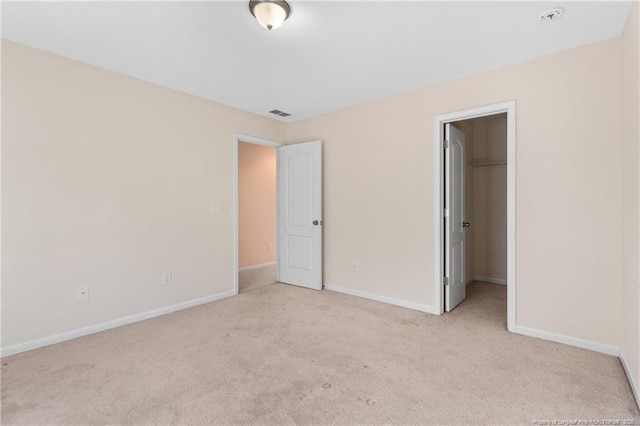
277,141,323,290
445,124,466,311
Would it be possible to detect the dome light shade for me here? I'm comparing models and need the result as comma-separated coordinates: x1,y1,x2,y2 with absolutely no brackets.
249,0,291,31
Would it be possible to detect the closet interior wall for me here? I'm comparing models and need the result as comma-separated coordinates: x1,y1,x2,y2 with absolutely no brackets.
455,113,508,285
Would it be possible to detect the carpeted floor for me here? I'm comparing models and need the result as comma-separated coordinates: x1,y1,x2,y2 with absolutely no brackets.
239,265,277,293
2,282,639,425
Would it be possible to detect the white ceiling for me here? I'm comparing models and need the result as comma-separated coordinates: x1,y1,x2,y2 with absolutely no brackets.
1,1,633,121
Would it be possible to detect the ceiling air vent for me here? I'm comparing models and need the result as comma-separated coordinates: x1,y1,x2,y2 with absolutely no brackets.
269,109,291,118
539,7,565,22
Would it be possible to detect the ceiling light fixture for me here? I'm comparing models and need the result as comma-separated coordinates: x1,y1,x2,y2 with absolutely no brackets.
249,0,291,31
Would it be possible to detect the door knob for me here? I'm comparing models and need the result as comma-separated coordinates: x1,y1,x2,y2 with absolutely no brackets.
463,222,471,228
313,220,322,226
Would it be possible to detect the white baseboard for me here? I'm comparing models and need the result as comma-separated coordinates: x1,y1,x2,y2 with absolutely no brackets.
324,284,438,315
1,290,235,358
473,276,507,285
619,349,640,410
238,261,276,272
515,325,619,356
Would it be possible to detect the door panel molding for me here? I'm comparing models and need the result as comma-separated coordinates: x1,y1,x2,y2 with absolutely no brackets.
445,124,467,311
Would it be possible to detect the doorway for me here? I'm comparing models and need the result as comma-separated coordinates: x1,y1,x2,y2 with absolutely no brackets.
237,140,278,293
233,134,324,295
233,134,283,295
433,101,516,332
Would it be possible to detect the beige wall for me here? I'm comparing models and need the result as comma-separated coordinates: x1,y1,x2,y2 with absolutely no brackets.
621,1,640,398
238,142,276,268
1,41,286,349
287,37,624,346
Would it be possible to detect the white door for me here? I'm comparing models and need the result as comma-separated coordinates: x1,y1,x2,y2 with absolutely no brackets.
277,141,323,290
445,124,466,311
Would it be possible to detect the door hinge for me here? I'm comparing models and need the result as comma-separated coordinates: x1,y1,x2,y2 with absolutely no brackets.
443,139,449,149
443,277,449,286
443,208,449,217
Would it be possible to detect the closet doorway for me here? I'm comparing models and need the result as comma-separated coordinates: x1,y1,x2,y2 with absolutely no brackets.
459,113,508,284
433,101,516,331
452,114,507,309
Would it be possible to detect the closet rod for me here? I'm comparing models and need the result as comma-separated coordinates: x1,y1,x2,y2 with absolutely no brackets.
468,161,507,168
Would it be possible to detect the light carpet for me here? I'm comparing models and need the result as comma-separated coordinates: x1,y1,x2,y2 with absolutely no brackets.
2,282,639,425
239,265,277,293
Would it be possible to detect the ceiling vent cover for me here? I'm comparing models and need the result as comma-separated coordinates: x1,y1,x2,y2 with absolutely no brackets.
269,109,291,117
539,7,565,22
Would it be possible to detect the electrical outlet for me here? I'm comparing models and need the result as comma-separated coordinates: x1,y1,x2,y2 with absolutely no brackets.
77,285,89,301
267,242,273,252
162,272,172,285
352,262,359,272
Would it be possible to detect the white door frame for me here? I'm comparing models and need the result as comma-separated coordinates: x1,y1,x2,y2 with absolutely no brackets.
233,133,284,296
433,101,516,332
